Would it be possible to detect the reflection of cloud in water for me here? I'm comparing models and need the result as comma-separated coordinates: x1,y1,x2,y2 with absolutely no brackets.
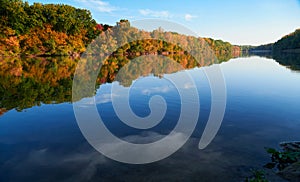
2,144,107,182
77,93,121,106
95,93,119,104
1,129,286,181
183,82,195,89
141,86,172,95
1,132,188,181
98,132,187,161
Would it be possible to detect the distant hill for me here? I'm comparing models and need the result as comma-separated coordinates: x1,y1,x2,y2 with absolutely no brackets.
273,29,300,53
240,29,300,53
250,43,273,52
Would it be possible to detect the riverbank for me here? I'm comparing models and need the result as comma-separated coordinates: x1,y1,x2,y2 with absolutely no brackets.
265,142,300,181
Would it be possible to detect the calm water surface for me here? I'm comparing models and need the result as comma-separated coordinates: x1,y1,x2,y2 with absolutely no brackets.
1,55,300,181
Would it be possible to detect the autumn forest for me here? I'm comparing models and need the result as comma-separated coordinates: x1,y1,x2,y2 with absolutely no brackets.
1,0,300,113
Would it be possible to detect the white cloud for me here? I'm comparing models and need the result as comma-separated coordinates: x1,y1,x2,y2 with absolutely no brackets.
139,9,171,18
76,0,117,13
184,14,197,21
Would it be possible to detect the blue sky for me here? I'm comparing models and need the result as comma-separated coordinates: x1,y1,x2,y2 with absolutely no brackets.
27,0,300,45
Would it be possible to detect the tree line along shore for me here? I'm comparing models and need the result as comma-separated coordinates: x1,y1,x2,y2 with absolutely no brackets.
0,0,299,59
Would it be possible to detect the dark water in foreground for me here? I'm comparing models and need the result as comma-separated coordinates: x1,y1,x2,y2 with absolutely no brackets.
1,55,300,181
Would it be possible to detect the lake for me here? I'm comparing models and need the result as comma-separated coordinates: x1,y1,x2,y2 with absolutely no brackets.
1,54,300,181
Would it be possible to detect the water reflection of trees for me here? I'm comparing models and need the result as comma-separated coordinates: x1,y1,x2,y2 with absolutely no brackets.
1,20,242,113
114,55,191,87
0,53,198,113
0,57,76,112
2,51,298,114
0,41,237,114
272,53,300,71
245,52,300,71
